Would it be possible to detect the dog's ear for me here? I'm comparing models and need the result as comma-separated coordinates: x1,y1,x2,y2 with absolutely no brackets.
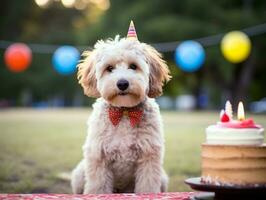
77,51,100,98
142,44,171,98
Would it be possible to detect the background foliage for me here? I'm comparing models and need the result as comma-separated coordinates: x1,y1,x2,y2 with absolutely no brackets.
1,0,266,108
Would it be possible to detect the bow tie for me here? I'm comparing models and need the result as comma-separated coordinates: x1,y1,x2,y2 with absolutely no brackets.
108,106,143,127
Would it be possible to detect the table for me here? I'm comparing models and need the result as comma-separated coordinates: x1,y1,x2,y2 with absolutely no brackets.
0,192,197,200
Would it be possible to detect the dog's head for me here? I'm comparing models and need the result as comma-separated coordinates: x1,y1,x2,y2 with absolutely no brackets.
77,22,171,107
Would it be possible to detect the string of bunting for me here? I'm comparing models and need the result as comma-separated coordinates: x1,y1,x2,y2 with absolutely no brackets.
1,23,266,74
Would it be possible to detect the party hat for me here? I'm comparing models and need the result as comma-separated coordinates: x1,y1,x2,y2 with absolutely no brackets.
127,20,138,40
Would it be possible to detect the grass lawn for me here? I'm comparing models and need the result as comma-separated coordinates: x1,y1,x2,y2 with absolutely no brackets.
0,108,265,193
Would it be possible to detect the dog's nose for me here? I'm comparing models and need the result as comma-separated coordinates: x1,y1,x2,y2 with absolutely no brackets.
117,79,129,91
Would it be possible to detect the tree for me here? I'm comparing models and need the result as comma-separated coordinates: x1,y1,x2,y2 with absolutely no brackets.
1,0,266,107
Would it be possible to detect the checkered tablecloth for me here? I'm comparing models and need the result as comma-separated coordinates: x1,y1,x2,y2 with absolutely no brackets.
0,192,197,200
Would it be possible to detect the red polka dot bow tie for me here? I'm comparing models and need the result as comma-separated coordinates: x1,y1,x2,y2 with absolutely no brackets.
108,107,143,127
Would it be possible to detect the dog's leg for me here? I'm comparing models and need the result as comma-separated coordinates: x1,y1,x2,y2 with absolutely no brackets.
83,158,113,194
71,160,85,194
160,168,169,192
134,156,162,193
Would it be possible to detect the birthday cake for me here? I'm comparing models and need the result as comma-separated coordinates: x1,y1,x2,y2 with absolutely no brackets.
201,101,266,186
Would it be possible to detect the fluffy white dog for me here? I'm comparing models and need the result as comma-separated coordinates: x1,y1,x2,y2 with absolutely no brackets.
71,21,171,194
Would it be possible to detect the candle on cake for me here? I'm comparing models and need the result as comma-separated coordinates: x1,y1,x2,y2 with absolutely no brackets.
218,101,261,129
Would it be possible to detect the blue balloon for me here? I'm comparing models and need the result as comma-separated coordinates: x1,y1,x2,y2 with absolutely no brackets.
175,41,205,72
52,46,80,75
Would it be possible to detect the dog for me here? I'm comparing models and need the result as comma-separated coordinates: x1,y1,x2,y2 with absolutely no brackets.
71,21,171,194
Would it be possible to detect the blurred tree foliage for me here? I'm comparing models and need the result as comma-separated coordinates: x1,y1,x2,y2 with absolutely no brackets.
0,0,266,107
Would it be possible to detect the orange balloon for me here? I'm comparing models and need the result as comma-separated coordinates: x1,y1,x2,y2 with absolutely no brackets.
4,43,32,72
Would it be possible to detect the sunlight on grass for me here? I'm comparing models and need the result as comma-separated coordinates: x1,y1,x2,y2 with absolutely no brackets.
0,109,265,193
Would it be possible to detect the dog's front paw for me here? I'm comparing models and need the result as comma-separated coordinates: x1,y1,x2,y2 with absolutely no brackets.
83,188,113,194
134,185,161,194
83,183,113,194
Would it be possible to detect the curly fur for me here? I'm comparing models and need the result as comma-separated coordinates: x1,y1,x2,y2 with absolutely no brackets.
71,36,171,194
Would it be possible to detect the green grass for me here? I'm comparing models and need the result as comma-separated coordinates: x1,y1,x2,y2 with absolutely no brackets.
0,109,265,193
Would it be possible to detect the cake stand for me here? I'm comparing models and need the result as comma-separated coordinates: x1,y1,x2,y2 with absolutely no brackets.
185,177,266,200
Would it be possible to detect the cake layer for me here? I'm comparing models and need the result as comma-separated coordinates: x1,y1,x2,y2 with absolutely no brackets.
202,168,266,186
202,143,266,158
206,125,264,145
202,157,266,169
201,144,266,186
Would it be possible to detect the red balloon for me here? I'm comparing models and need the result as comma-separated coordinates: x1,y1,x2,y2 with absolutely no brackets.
4,43,32,72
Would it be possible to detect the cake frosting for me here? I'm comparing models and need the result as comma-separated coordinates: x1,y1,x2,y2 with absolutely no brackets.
201,101,266,186
206,125,264,145
205,101,264,145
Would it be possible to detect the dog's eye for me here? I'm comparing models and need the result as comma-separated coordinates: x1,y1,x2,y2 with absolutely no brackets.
106,65,114,72
129,63,137,70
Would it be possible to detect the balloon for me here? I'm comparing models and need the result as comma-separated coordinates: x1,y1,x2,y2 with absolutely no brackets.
52,46,80,75
175,40,205,72
221,31,251,63
4,43,32,72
